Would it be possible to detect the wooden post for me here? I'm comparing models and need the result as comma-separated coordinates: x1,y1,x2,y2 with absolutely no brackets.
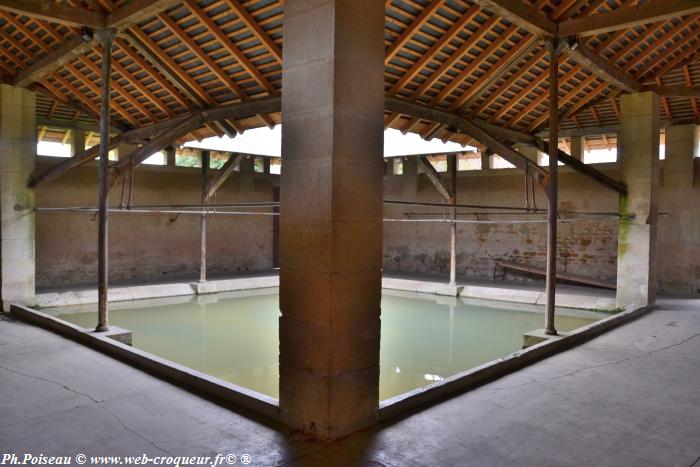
199,150,210,283
545,37,559,336
96,29,116,333
448,154,457,286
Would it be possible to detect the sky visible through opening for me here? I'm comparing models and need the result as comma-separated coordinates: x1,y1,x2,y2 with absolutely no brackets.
183,125,472,157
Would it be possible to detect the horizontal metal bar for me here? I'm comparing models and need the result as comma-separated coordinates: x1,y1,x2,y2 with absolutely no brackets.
34,207,278,216
404,210,624,218
383,218,620,224
384,199,533,211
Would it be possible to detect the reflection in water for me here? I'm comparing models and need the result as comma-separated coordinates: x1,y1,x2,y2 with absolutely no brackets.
54,291,599,401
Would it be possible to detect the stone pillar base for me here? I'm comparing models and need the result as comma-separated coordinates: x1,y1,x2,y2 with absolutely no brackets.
522,328,567,349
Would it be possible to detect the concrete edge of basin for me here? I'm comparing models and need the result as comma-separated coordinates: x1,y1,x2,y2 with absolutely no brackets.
378,304,653,422
8,304,280,423
9,299,648,435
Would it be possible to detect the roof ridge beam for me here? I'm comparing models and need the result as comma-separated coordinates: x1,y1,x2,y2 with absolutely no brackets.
559,0,700,37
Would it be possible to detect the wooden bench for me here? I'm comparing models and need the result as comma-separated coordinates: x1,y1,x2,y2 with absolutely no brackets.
493,260,616,290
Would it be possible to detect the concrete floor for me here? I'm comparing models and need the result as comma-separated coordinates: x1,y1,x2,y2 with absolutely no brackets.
1,297,699,466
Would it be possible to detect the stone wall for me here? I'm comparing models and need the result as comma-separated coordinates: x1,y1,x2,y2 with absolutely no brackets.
382,160,700,293
34,157,700,293
35,157,275,288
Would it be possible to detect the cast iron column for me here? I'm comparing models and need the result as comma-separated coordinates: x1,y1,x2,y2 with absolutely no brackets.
199,150,210,283
545,37,559,336
96,29,116,332
449,153,457,286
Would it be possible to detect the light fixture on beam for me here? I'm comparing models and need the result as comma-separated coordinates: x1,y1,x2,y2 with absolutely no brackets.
567,35,579,51
80,27,94,42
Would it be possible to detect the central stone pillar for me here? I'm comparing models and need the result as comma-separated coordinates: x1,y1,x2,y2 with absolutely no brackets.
616,92,660,310
0,85,36,310
279,0,385,439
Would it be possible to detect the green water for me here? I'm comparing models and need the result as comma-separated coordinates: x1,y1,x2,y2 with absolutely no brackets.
52,290,601,401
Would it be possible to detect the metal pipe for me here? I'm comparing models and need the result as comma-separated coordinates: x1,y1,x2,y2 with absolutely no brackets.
199,150,209,283
96,29,116,333
384,199,532,211
545,37,560,336
122,202,279,209
403,211,623,218
33,207,619,223
34,207,279,216
383,218,611,224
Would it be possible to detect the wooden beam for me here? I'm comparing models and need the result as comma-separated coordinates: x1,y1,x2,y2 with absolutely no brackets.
111,118,202,183
111,96,281,182
200,96,281,123
559,0,700,37
0,0,105,28
565,43,643,93
37,117,102,133
415,156,450,200
479,0,557,37
385,0,442,65
385,97,548,185
389,5,480,94
459,37,539,112
206,154,242,199
13,36,96,88
221,0,282,64
28,82,130,132
642,85,700,98
539,144,627,194
107,0,180,30
28,135,121,188
123,29,208,107
468,121,627,195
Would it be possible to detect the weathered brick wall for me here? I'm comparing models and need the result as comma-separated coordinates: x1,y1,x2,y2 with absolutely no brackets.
35,158,275,288
382,166,620,284
35,158,700,293
383,161,700,293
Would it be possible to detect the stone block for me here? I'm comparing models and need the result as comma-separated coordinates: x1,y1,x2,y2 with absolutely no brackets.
190,281,218,295
522,328,567,349
279,364,379,440
93,326,133,346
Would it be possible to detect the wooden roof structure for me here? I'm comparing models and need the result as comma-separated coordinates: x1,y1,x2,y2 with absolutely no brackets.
2,0,700,153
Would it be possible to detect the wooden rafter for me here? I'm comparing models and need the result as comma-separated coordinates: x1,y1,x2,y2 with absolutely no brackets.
107,0,180,30
415,156,450,200
221,0,282,64
29,96,280,188
385,0,442,65
389,4,480,94
385,97,549,186
559,0,700,37
565,43,643,93
0,0,104,28
478,0,556,37
206,154,242,200
12,36,95,87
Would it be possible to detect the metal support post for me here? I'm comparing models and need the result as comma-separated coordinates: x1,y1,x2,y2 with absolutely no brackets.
199,150,210,283
545,37,560,336
96,28,116,333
